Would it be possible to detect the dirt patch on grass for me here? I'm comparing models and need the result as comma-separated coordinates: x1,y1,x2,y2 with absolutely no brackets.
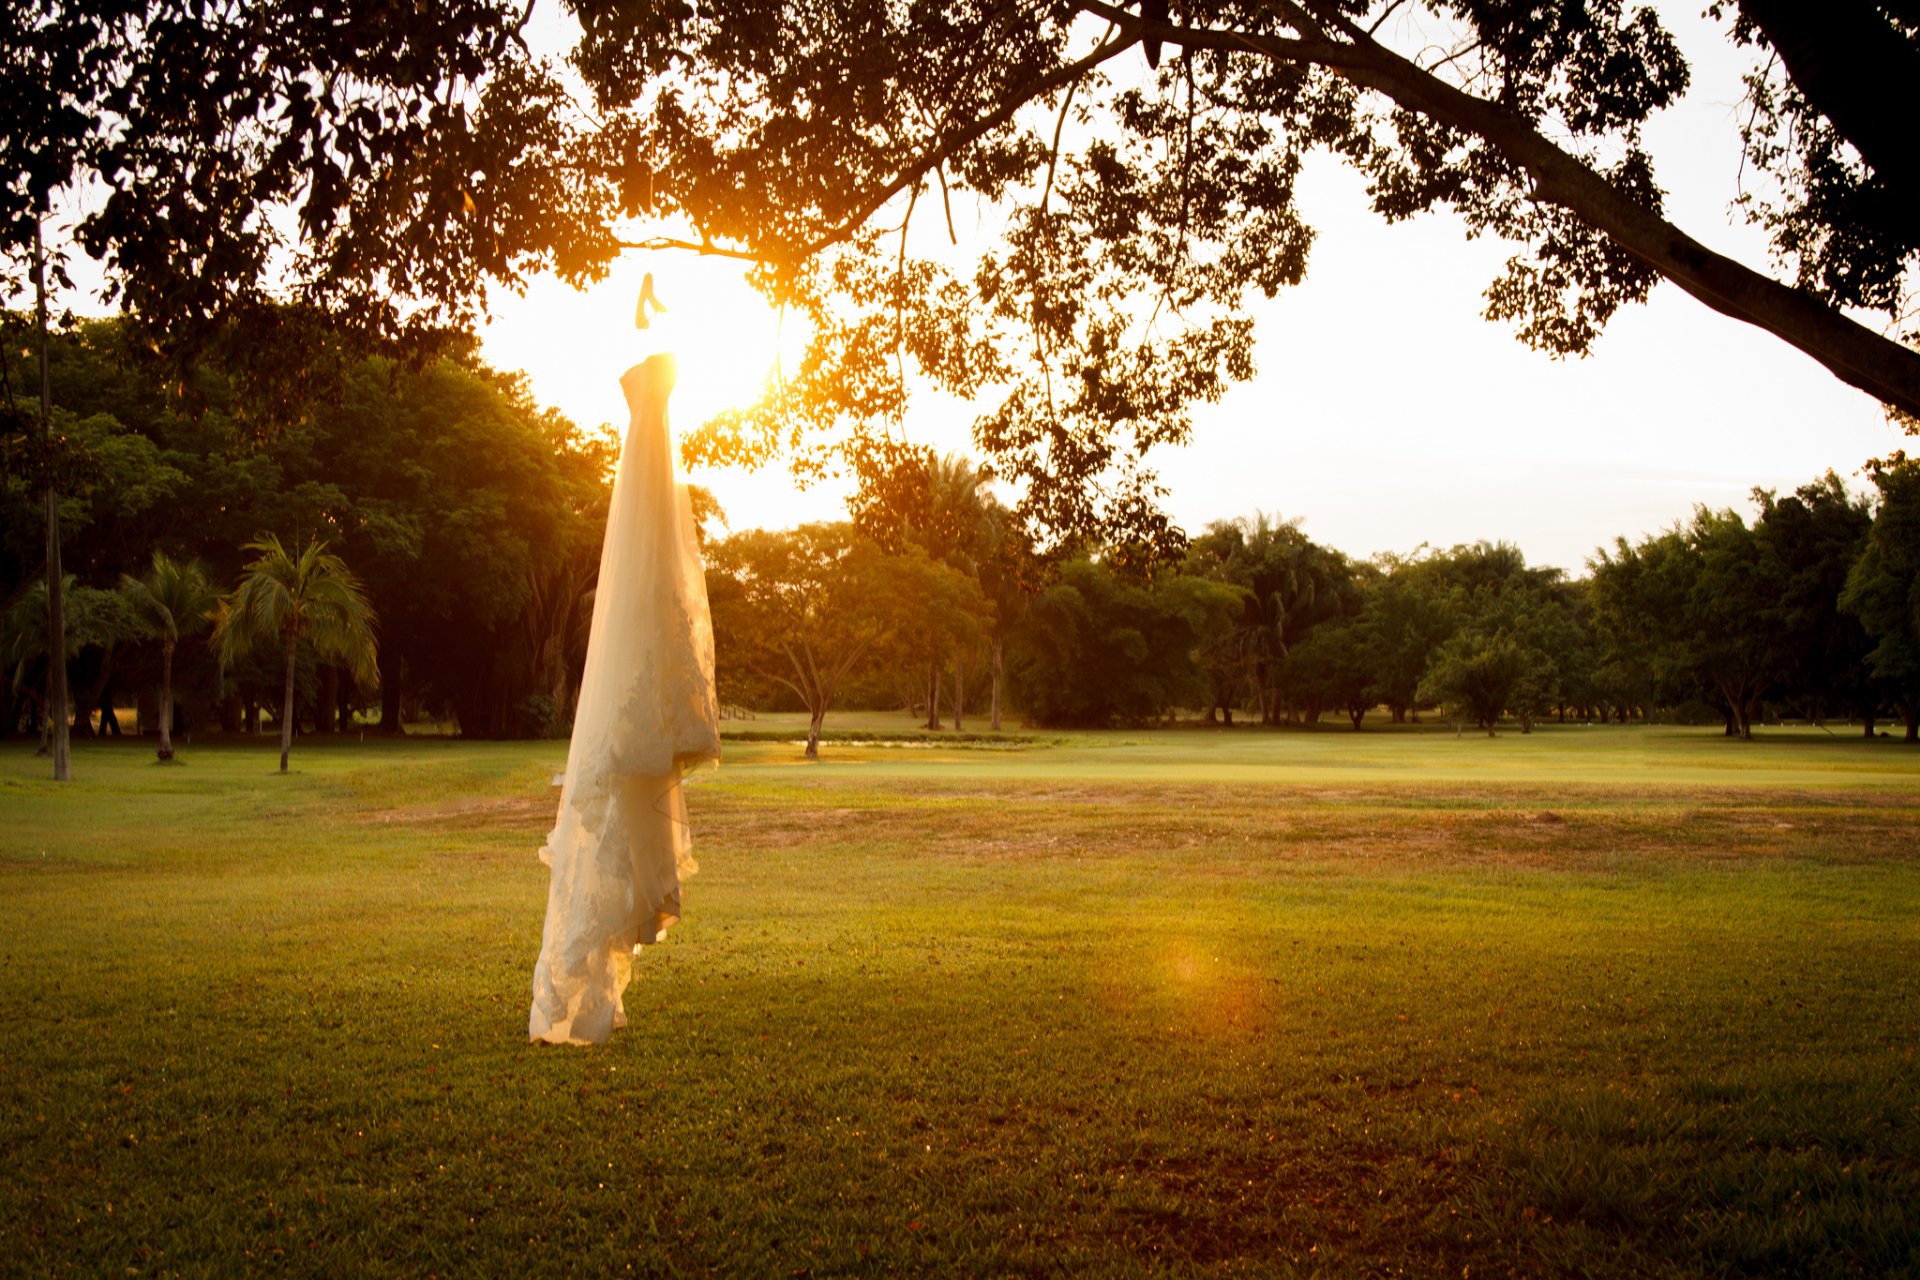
360,794,551,833
354,776,1920,875
688,785,1920,873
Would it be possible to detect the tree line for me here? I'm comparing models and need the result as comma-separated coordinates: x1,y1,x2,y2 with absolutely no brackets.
6,315,1918,755
707,467,1920,743
1,315,616,751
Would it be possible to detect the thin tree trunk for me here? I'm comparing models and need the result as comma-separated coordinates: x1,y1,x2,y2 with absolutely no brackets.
158,642,175,759
990,639,1002,731
1904,704,1918,743
316,663,339,733
925,661,942,730
380,668,403,734
953,658,965,731
805,707,824,758
35,213,69,782
279,634,297,773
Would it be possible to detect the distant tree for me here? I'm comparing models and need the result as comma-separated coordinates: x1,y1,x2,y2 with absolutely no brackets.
851,448,1006,728
884,544,996,732
706,523,932,757
1751,474,1875,729
119,551,219,760
1687,508,1782,739
1185,515,1355,724
1419,630,1527,737
1397,543,1584,735
1841,456,1920,741
216,535,378,773
1351,561,1451,724
310,352,608,736
1277,619,1374,730
1009,559,1241,727
4,574,140,744
1589,528,1701,722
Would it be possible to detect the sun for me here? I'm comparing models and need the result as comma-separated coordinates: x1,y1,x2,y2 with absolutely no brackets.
481,254,849,531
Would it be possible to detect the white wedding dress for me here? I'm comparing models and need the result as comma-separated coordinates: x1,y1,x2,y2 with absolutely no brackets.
529,354,720,1045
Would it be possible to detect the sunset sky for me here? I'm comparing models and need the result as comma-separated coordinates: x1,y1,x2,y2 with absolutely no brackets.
481,2,1905,577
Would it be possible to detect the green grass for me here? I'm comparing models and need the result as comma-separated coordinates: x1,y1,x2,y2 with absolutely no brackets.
2,723,1918,1276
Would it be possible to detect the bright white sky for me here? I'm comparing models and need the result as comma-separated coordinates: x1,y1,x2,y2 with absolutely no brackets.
480,2,1906,577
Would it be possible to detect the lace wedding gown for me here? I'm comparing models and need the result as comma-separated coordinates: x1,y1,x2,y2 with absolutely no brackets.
529,354,720,1045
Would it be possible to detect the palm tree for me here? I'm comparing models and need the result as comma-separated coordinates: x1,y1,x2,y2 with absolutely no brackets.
120,551,220,760
216,534,379,774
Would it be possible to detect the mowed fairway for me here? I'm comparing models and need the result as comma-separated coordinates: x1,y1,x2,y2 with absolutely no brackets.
2,721,1918,1277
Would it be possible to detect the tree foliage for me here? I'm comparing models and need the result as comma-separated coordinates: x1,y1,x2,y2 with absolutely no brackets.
0,314,613,738
14,3,1916,555
563,0,1920,547
1008,557,1240,725
3,0,603,377
1841,455,1920,740
705,522,985,754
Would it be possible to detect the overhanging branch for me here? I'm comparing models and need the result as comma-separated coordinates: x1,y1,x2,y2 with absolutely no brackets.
1071,0,1920,418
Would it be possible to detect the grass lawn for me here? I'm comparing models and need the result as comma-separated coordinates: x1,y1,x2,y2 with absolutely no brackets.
2,720,1917,1276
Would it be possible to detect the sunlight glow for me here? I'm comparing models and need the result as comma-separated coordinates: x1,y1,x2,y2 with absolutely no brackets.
480,255,850,534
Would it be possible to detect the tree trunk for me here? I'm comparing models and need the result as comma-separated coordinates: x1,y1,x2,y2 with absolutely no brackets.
380,669,404,734
953,658,965,731
75,652,118,738
1903,703,1918,743
990,639,1003,731
805,708,824,758
1863,712,1876,738
35,214,69,782
1735,0,1920,207
279,634,297,773
316,663,339,733
1348,708,1364,730
925,662,942,730
158,642,176,759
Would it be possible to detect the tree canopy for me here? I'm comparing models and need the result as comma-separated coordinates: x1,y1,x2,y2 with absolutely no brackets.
569,0,1920,546
10,1,1918,552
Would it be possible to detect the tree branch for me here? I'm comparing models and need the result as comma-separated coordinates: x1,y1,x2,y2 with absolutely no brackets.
615,235,769,263
790,27,1144,264
1071,0,1920,417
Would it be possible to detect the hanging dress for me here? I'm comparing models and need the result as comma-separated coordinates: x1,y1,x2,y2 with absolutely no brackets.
529,353,720,1045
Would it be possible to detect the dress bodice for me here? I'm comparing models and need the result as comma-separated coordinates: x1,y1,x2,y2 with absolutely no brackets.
620,353,678,408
